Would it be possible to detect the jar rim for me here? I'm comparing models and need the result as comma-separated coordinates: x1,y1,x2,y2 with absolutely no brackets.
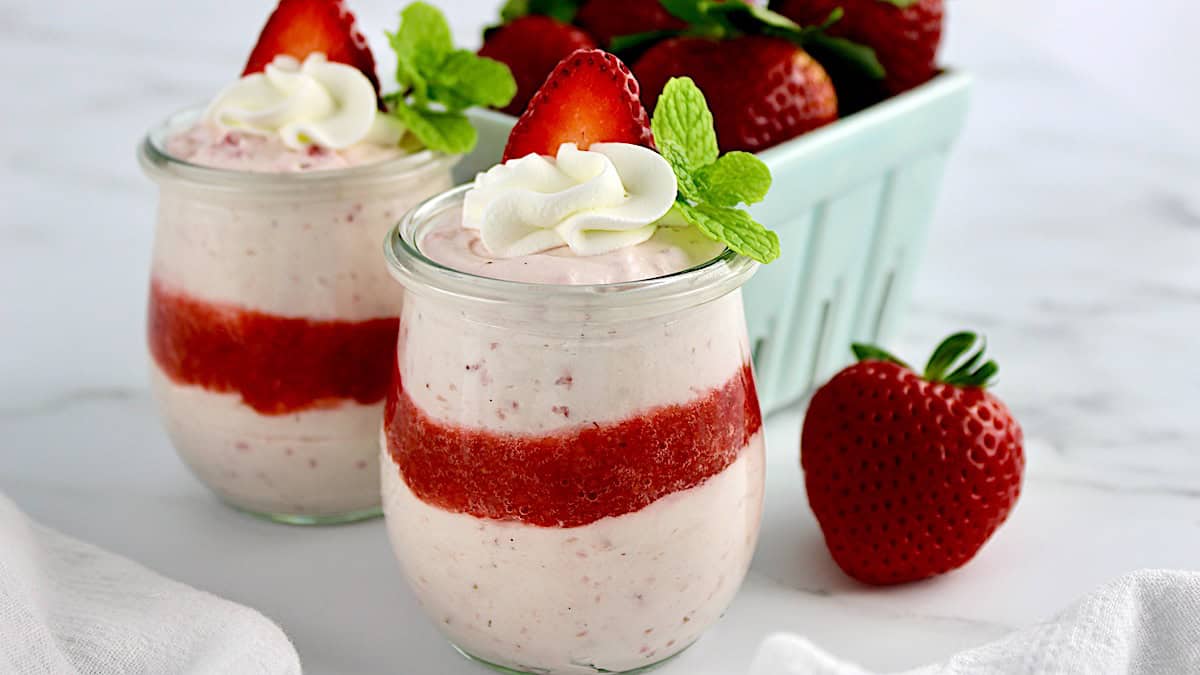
384,185,759,316
138,105,457,190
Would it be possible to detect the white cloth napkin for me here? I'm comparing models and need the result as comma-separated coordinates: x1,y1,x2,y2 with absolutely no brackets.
750,569,1200,675
0,493,301,675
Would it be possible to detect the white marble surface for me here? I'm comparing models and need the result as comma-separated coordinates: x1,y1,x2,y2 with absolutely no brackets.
3,1,1200,673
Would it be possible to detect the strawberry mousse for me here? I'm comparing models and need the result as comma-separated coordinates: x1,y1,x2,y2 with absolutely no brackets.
144,150,449,521
381,50,778,673
140,1,515,523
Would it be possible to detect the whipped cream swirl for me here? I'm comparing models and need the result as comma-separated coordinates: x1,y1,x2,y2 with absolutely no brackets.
463,143,679,257
205,53,403,150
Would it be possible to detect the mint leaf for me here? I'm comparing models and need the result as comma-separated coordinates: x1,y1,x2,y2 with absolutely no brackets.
650,76,780,264
650,77,718,171
657,142,702,202
385,2,517,154
388,2,453,104
695,151,771,207
427,50,518,111
390,100,478,155
677,201,780,264
388,35,427,104
394,2,452,61
877,0,922,7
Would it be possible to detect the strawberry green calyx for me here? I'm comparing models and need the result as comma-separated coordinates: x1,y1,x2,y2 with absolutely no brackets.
613,0,884,79
384,2,517,154
852,332,1000,388
651,77,780,264
924,332,999,387
499,0,585,23
876,0,922,7
849,343,909,368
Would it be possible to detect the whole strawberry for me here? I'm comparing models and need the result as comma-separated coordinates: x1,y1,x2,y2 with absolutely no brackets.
576,0,768,48
479,16,597,116
635,35,836,153
801,333,1024,585
575,0,686,49
774,0,943,94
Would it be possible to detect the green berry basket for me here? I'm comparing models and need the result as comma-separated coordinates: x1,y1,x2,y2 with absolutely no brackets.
457,70,972,415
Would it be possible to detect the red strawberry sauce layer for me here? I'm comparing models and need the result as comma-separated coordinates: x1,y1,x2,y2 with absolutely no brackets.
148,278,397,415
384,362,763,528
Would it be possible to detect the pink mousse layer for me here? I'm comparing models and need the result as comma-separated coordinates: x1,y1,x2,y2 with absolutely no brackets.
165,123,406,173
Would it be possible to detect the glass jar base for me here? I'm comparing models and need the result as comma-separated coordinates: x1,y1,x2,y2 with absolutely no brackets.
452,642,693,675
226,501,383,526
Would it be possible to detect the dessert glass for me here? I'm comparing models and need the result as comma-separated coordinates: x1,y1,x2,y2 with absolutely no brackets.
139,108,457,525
381,186,766,674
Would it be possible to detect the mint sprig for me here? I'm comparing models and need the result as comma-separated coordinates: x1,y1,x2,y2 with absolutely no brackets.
651,77,779,264
384,2,517,154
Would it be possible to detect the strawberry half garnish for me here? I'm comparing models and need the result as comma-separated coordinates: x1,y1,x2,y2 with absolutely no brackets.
801,333,1025,585
502,49,654,162
242,0,381,96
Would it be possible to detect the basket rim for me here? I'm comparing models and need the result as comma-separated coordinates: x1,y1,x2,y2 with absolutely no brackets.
466,69,974,159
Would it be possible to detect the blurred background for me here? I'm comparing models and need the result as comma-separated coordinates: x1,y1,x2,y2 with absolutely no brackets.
973,0,1199,147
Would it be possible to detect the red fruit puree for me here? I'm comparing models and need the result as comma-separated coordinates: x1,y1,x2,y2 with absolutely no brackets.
148,278,398,415
384,361,762,528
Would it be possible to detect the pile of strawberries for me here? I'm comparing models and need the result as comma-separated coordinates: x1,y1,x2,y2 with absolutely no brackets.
481,0,943,153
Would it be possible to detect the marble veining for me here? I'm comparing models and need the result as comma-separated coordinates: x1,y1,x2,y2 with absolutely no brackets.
1,1,1198,674
0,387,145,420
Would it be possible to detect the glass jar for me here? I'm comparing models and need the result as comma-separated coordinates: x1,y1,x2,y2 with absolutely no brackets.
380,186,767,674
138,108,458,524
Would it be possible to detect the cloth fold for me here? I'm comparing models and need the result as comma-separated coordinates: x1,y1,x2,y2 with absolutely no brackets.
0,494,301,675
750,569,1200,674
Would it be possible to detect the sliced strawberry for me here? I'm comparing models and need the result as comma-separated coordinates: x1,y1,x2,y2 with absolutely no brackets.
479,16,597,117
242,0,381,95
502,49,654,162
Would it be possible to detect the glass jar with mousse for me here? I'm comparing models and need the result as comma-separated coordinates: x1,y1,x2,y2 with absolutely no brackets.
139,54,456,524
380,143,766,673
